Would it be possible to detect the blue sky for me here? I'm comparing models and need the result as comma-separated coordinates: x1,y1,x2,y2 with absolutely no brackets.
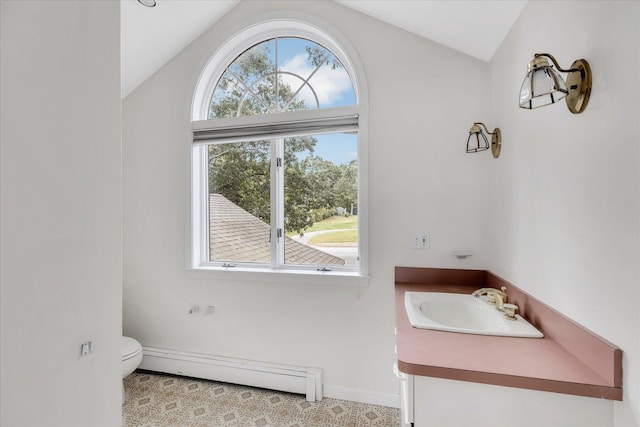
276,37,356,109
314,133,357,165
277,38,357,165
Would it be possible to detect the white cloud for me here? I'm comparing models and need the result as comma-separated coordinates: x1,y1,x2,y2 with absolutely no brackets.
280,54,353,108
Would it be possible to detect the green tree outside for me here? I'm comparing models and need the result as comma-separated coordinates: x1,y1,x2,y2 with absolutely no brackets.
207,39,357,234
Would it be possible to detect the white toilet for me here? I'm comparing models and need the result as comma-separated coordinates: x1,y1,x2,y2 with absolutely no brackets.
122,336,143,377
122,336,143,403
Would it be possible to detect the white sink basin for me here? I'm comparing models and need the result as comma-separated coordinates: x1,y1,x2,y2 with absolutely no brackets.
404,292,543,338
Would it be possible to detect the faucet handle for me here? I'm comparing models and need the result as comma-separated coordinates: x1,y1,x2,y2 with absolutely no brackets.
503,303,518,320
499,287,508,304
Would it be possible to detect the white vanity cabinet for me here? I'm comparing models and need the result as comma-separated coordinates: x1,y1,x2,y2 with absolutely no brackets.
400,374,613,427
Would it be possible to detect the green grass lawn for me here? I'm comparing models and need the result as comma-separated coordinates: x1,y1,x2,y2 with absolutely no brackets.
305,215,357,232
308,229,358,246
285,215,358,245
286,215,357,236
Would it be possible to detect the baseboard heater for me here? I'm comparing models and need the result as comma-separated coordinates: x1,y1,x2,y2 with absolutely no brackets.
140,346,323,402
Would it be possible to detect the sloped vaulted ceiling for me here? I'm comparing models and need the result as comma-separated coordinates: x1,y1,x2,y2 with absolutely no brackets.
120,0,527,98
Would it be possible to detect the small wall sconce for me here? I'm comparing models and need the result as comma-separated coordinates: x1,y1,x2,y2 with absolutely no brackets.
466,122,501,158
519,53,592,114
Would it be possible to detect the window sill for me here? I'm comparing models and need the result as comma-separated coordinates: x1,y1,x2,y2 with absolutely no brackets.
185,265,369,287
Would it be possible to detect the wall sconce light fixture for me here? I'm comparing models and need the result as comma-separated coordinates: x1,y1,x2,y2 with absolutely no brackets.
466,122,501,158
519,53,592,114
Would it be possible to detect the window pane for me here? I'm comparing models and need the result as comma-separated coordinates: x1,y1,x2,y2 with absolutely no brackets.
209,39,277,118
283,133,358,268
278,38,356,110
229,40,276,88
277,37,322,111
209,37,356,118
210,72,252,119
208,141,271,264
306,53,356,109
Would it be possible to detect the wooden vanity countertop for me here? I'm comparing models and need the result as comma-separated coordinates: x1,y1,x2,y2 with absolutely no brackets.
395,268,622,400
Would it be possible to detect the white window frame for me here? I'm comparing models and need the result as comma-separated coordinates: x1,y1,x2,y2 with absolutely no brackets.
189,16,369,285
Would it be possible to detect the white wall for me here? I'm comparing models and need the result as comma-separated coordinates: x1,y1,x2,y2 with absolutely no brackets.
0,1,122,426
123,0,490,405
488,1,640,425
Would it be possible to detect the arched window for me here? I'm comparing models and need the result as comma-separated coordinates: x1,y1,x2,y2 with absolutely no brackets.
209,37,356,118
190,19,367,279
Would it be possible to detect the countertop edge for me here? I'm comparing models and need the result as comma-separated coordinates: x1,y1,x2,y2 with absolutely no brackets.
397,360,622,401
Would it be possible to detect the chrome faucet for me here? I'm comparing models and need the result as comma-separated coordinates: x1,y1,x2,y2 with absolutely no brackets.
472,287,508,310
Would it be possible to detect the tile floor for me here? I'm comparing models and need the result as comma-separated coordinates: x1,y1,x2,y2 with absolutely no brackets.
123,371,401,427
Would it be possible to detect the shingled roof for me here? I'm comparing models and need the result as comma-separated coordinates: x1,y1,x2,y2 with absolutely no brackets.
209,194,345,266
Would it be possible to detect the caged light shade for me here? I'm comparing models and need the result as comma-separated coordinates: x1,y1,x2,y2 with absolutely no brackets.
519,53,591,114
466,123,501,158
519,56,567,109
466,124,489,153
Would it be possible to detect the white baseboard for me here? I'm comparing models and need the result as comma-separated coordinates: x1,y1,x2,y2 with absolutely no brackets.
139,347,322,402
138,346,400,408
324,385,400,409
